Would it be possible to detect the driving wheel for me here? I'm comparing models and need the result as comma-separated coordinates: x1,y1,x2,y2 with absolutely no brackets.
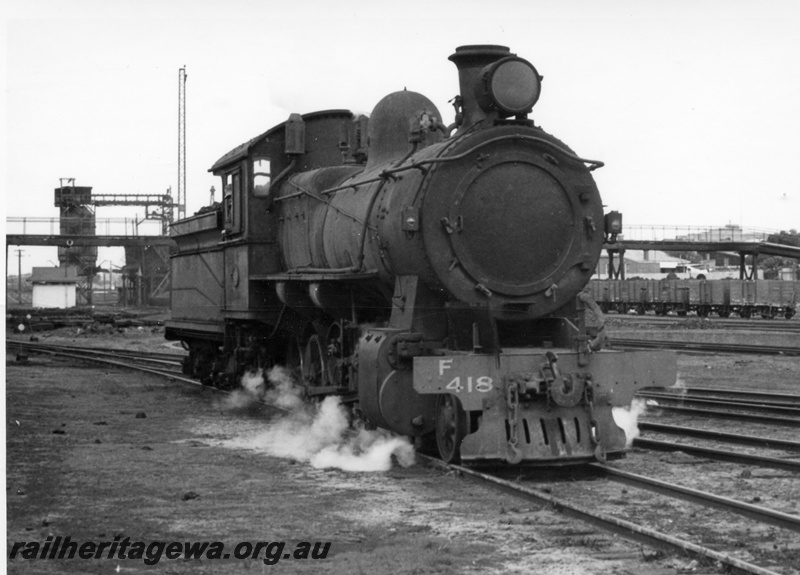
435,394,468,463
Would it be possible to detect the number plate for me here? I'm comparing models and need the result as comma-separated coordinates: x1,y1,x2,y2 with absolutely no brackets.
414,355,500,410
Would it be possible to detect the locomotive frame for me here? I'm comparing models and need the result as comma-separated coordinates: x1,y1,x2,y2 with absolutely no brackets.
166,45,677,464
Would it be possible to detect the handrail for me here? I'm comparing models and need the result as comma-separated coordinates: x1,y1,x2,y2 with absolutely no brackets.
6,217,165,237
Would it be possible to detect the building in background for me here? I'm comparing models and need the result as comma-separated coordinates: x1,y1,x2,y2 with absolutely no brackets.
29,266,79,309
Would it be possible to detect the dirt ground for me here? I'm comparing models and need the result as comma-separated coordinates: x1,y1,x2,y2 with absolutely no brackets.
5,324,800,574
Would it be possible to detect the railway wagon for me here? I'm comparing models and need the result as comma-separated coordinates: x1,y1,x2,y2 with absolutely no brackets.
166,45,678,464
590,279,798,319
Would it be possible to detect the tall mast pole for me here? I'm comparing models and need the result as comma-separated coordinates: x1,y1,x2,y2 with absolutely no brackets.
178,66,187,221
16,249,24,304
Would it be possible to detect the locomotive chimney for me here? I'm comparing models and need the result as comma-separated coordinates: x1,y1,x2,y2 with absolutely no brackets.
449,44,512,129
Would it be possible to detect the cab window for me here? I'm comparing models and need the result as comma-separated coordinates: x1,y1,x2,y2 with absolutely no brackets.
253,157,271,197
223,170,242,233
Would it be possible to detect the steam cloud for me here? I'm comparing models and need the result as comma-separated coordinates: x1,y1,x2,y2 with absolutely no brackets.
219,366,415,472
218,369,268,409
612,398,648,447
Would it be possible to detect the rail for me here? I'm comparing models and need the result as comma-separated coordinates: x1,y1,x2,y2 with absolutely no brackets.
642,404,800,427
590,463,800,532
632,437,800,473
11,341,184,367
647,386,800,404
420,455,784,575
639,422,800,451
10,339,795,574
637,390,800,416
609,315,800,332
612,338,800,356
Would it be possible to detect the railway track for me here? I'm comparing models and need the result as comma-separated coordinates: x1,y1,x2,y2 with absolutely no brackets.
636,385,800,428
641,404,800,427
608,314,800,331
631,437,800,473
633,386,800,468
588,464,799,532
437,376,800,573
420,455,795,575
9,340,189,383
638,391,800,417
15,340,186,362
11,339,800,573
645,386,800,405
638,421,800,452
611,337,800,355
6,340,289,418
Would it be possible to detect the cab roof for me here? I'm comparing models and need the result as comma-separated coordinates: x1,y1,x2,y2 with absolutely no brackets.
209,109,353,173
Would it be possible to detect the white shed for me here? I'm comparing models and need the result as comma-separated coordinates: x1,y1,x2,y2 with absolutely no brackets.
29,267,79,309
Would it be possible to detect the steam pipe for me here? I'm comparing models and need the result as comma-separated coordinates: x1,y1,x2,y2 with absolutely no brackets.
578,291,607,352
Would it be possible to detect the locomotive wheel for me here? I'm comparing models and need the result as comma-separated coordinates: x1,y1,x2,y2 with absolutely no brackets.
284,337,304,381
414,433,439,457
181,351,194,376
786,309,796,320
302,335,328,387
435,394,468,463
325,322,345,387
186,341,217,384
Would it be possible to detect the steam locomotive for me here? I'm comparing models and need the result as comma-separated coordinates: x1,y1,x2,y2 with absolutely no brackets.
166,45,677,464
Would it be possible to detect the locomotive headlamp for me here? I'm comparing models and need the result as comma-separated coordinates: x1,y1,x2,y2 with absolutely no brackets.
476,56,542,117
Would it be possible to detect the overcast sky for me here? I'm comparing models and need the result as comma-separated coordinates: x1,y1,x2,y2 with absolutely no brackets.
3,0,799,274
